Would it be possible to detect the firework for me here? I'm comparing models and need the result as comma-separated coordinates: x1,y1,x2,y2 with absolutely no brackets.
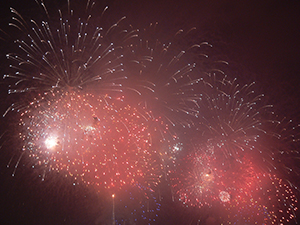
226,173,298,225
171,148,298,224
122,24,212,128
3,0,135,113
16,89,162,190
189,73,300,176
170,75,300,224
172,73,297,177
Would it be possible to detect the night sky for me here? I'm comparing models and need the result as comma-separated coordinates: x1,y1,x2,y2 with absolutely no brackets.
0,0,300,224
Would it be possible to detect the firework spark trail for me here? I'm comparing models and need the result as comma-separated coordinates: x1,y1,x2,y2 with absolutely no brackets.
185,74,279,168
122,24,213,128
3,0,135,106
190,73,300,177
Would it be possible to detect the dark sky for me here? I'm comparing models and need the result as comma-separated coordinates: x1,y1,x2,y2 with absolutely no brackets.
0,0,300,224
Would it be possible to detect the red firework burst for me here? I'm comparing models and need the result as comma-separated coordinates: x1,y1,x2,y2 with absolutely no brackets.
18,89,162,190
171,147,298,224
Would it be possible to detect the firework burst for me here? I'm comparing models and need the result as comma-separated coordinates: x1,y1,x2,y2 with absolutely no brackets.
183,74,282,170
122,24,212,128
3,0,135,113
171,146,299,224
16,89,162,190
170,74,300,224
